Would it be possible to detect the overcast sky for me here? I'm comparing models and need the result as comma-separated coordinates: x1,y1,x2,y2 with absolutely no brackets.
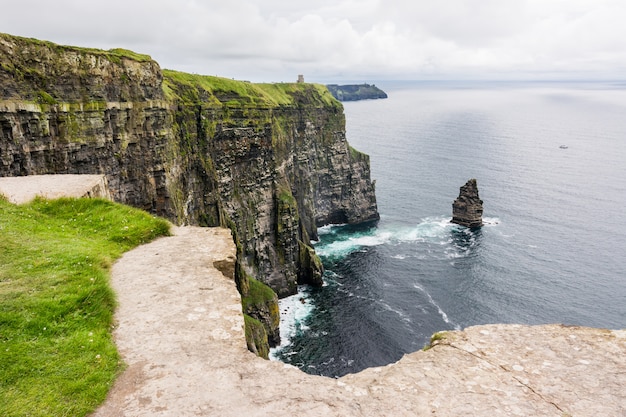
2,0,625,82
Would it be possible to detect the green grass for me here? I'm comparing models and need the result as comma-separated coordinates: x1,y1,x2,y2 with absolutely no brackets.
162,69,341,109
0,197,170,417
423,331,449,351
0,33,153,64
241,276,276,312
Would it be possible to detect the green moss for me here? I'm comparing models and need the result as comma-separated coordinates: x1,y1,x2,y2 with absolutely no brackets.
106,48,152,63
349,145,366,160
241,276,276,312
423,331,449,351
36,90,57,105
298,241,324,286
243,314,270,359
277,187,297,207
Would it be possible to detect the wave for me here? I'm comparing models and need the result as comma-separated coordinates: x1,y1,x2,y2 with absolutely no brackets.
274,216,495,362
413,283,461,330
269,286,316,360
315,216,497,261
482,216,501,226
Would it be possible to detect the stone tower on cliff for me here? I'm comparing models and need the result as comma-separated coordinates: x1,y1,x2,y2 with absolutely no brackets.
451,179,483,228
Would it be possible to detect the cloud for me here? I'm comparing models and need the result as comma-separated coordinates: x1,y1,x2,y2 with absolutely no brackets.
1,0,625,81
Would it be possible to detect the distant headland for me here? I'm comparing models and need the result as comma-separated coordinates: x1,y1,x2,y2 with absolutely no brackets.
326,83,388,101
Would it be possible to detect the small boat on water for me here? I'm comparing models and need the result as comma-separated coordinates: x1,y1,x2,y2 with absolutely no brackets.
559,145,569,149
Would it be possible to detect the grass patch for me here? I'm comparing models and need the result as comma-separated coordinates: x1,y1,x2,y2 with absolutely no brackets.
0,33,153,64
162,69,341,109
243,314,269,359
423,331,449,351
241,276,276,312
0,197,170,417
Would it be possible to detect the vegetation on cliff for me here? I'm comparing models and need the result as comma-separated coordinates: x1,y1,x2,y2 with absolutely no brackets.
242,276,280,352
0,32,379,361
0,197,170,417
0,32,161,103
162,69,340,109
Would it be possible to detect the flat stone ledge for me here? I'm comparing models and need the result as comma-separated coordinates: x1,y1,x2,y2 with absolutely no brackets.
0,174,111,204
92,226,626,417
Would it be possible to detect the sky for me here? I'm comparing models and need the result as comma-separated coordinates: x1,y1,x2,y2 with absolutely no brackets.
1,0,625,83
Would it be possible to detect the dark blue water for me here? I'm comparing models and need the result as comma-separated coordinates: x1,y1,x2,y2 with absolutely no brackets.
271,81,626,377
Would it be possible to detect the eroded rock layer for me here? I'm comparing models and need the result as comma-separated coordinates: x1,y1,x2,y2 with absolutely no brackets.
451,178,483,228
0,33,379,299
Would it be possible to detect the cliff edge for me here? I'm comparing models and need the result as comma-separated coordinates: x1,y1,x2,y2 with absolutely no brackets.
0,33,378,302
94,227,626,417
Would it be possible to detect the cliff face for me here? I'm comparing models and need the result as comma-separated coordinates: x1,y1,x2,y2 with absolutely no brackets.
0,33,379,300
451,178,483,228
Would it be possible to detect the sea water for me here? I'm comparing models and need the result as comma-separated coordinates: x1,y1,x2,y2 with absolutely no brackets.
271,81,626,377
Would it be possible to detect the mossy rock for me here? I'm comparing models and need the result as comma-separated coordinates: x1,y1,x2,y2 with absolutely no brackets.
243,314,270,359
242,276,280,346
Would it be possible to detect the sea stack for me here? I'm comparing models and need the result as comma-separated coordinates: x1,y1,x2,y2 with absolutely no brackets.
451,179,483,228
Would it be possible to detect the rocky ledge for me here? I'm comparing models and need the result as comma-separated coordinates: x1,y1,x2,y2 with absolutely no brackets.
94,227,625,417
0,173,111,203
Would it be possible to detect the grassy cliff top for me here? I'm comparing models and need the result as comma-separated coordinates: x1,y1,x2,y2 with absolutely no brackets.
163,69,341,109
0,32,153,63
1,32,340,109
0,33,162,102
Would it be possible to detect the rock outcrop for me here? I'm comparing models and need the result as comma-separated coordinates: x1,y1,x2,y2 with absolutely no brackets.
0,33,379,302
451,178,483,228
326,83,388,101
0,173,111,203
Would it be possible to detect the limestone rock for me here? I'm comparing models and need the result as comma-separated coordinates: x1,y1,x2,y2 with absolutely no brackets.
0,173,111,203
451,178,483,228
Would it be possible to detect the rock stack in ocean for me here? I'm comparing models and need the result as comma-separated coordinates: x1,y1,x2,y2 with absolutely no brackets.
451,178,483,228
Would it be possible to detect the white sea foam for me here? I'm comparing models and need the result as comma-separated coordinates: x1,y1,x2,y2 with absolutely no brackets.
316,224,339,236
315,217,458,259
482,217,501,226
269,287,315,360
413,283,461,330
379,300,412,323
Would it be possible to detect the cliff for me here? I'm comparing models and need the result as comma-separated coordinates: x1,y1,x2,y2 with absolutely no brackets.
0,32,378,351
0,33,378,289
326,83,388,101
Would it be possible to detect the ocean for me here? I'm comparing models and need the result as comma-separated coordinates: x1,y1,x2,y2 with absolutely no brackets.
270,81,626,377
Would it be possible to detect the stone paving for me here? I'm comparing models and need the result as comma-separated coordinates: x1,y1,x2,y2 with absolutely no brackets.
92,226,626,417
